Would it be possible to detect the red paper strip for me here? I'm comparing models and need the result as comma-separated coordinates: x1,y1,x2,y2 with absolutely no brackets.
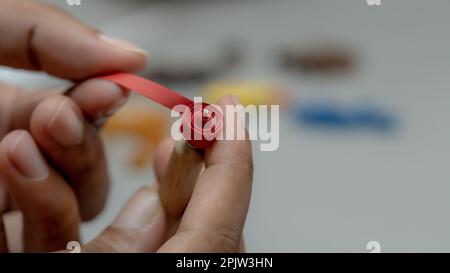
99,72,222,149
100,72,193,110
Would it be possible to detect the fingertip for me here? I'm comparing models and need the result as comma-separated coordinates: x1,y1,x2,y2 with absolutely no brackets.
206,95,252,166
215,94,239,109
31,95,85,148
0,130,28,178
111,186,163,230
91,33,149,76
0,130,49,183
87,186,166,252
0,130,21,183
30,95,110,222
99,34,149,60
0,130,26,158
68,79,129,122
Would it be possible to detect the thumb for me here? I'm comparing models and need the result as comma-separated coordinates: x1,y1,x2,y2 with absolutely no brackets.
83,186,166,253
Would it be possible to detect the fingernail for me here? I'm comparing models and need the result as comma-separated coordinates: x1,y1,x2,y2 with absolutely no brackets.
112,187,162,230
92,80,130,119
47,100,84,147
102,94,128,118
99,34,148,57
70,79,129,120
93,116,108,129
8,131,49,181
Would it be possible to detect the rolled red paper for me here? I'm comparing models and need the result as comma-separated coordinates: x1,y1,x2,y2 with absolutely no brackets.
99,72,222,149
180,102,222,149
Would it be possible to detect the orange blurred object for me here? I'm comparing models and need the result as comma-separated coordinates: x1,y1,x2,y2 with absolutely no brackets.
102,105,169,169
203,81,289,107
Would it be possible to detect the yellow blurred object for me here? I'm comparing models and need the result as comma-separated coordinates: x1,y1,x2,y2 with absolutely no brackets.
203,81,287,106
102,105,168,169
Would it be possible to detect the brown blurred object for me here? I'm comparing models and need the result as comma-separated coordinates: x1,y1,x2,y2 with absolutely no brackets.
102,105,169,169
281,46,354,74
144,46,241,83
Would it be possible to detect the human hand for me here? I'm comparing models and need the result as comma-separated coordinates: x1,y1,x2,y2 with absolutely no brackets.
0,0,148,252
71,95,253,253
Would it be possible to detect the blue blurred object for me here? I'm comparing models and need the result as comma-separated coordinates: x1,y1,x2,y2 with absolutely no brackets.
298,103,352,128
294,102,396,132
351,106,394,130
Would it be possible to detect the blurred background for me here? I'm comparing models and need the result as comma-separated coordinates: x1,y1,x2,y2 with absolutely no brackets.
1,0,450,252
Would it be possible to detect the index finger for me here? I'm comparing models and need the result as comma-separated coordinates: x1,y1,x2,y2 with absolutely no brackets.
178,95,253,251
0,0,147,80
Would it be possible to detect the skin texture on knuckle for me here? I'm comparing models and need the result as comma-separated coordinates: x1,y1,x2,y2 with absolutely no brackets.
176,226,241,253
207,142,253,175
220,161,254,185
208,228,241,253
238,159,254,183
85,227,138,253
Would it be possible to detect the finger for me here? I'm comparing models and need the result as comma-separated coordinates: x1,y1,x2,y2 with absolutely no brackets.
30,95,108,220
67,79,130,126
0,0,147,80
239,237,246,253
2,210,23,253
0,83,51,134
3,78,129,134
83,186,165,253
153,138,175,183
0,182,8,252
0,130,80,252
1,80,126,220
160,95,253,252
0,83,20,137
